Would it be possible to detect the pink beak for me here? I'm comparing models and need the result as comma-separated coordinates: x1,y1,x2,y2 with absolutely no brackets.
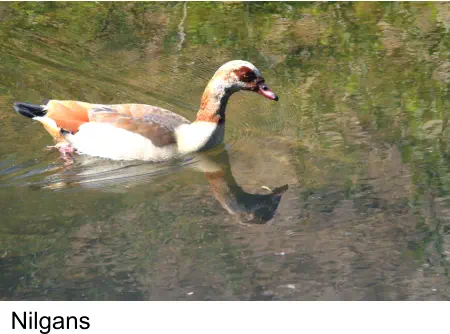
257,82,278,101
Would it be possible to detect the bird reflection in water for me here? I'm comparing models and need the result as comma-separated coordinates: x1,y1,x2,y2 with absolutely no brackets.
200,148,288,224
40,145,288,224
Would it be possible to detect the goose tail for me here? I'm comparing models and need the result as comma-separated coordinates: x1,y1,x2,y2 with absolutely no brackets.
13,102,47,119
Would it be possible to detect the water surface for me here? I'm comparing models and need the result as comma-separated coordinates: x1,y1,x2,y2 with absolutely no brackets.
1,2,450,300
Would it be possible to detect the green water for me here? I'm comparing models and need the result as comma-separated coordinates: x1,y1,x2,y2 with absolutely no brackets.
1,2,450,300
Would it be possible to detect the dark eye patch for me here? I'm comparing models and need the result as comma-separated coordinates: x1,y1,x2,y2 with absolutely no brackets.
243,70,257,82
233,66,257,82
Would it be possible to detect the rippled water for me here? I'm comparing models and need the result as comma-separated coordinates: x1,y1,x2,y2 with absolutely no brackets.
1,2,450,300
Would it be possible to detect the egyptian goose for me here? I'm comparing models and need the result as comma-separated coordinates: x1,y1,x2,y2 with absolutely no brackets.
13,60,278,161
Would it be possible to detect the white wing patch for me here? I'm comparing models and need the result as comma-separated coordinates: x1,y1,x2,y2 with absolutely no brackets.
64,122,178,161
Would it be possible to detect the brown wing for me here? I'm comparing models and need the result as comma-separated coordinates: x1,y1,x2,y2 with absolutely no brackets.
45,100,191,147
89,106,182,147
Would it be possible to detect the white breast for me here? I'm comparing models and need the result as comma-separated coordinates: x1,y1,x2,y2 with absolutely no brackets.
175,121,223,154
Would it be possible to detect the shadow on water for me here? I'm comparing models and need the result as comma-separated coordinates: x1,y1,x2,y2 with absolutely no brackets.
1,2,450,300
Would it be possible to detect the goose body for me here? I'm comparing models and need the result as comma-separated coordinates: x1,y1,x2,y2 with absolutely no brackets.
14,60,278,161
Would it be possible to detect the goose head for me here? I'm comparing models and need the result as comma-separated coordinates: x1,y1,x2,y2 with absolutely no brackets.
211,60,279,101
